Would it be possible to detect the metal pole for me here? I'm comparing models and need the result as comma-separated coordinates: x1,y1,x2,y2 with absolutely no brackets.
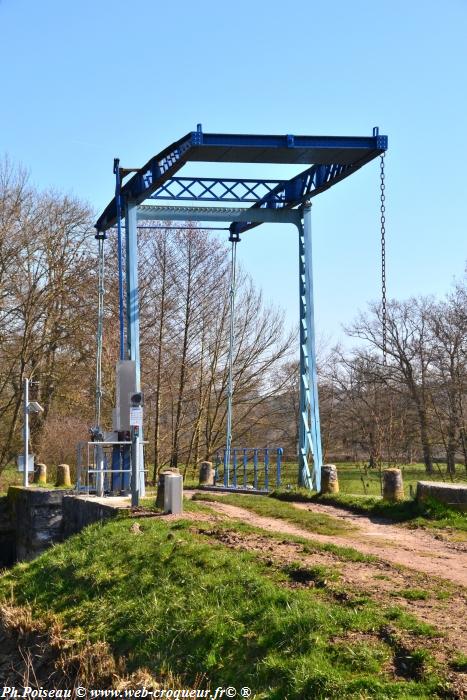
225,239,237,485
264,448,269,491
125,201,145,498
233,448,237,488
95,444,104,497
276,448,283,487
253,448,258,490
131,428,140,507
23,377,29,488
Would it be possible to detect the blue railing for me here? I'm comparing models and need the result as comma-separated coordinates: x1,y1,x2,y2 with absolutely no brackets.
214,447,283,491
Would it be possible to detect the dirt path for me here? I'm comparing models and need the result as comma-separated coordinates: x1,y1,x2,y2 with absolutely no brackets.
188,496,467,587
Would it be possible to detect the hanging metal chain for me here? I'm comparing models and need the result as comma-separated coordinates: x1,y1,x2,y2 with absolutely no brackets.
380,153,387,365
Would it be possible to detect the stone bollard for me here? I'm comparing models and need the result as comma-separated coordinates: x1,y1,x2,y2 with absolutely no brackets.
33,463,47,486
56,464,71,487
382,468,404,502
199,461,214,486
156,468,180,509
320,464,339,494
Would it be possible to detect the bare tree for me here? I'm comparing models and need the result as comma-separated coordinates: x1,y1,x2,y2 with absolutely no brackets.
347,298,436,474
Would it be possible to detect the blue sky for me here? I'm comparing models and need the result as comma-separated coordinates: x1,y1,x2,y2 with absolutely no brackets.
1,0,466,347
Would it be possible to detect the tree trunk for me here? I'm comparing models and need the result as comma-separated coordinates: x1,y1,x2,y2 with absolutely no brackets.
170,240,193,468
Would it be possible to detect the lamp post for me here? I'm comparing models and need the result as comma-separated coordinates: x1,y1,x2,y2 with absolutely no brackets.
22,378,44,487
23,377,29,487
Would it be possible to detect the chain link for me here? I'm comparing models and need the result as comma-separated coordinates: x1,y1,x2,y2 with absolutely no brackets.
380,153,387,365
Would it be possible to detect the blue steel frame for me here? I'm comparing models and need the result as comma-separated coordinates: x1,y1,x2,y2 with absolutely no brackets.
95,126,387,490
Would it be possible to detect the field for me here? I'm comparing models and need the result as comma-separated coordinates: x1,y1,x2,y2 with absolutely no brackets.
185,460,467,496
3,458,466,497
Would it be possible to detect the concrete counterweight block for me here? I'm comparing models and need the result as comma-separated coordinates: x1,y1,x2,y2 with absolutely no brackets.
382,468,404,502
56,463,71,487
416,481,467,511
320,464,339,494
156,468,180,509
199,461,214,486
33,463,47,486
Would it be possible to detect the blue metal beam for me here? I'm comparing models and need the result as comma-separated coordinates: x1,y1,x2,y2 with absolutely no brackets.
150,177,286,203
95,126,388,232
297,204,322,489
136,205,301,225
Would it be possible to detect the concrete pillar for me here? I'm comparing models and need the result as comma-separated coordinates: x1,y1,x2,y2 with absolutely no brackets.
56,464,71,487
382,468,404,502
164,474,183,514
156,468,180,510
33,463,47,486
320,464,339,494
199,461,214,486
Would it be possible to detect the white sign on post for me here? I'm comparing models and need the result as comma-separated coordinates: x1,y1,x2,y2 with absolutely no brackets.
17,454,34,472
129,406,143,428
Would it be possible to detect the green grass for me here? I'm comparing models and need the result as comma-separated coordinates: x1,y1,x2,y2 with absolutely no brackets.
0,461,69,493
277,461,467,497
0,516,451,698
394,590,430,602
271,489,467,533
191,491,354,536
450,653,467,673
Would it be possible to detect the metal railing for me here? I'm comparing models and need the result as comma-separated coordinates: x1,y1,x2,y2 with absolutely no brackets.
76,441,143,497
215,447,283,491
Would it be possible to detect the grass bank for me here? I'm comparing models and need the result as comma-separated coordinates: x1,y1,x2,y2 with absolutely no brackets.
0,515,454,699
270,489,467,533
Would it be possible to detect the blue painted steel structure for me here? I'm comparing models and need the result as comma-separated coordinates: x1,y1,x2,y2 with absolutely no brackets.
215,447,283,492
95,125,387,490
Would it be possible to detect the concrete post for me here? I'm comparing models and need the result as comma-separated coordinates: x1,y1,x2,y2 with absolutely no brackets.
34,463,47,485
382,468,404,502
56,464,71,487
320,464,339,494
164,474,183,514
156,468,180,509
199,461,214,486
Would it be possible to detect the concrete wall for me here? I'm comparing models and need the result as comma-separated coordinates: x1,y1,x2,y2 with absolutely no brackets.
417,481,467,510
62,496,121,538
8,487,73,561
0,496,15,567
3,488,124,563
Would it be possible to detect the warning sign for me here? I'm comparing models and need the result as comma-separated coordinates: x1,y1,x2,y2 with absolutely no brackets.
129,406,143,428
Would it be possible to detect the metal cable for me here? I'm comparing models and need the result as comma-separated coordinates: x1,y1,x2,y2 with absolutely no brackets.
225,238,237,476
95,237,105,430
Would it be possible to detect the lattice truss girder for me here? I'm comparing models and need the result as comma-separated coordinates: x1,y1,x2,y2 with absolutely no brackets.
95,127,387,233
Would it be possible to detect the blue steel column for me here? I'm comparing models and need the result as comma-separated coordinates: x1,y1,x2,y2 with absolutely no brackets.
298,203,323,490
125,201,145,497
